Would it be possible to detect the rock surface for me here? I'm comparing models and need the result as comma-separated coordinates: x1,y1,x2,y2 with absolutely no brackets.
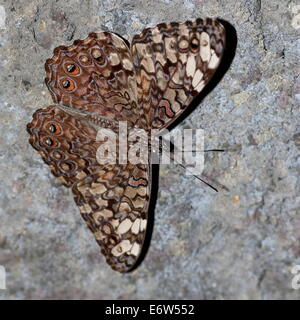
0,0,299,299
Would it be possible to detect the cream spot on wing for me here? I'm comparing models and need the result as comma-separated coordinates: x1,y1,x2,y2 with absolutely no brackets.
165,87,176,101
111,240,132,257
111,35,127,49
192,69,204,88
111,219,120,228
75,171,87,180
102,171,115,181
130,242,140,257
131,219,140,235
102,224,111,235
179,22,189,37
77,183,89,194
123,59,133,71
90,183,106,195
93,209,113,221
140,69,151,91
117,218,133,234
109,237,117,245
156,68,168,90
60,163,70,172
132,198,145,209
140,219,147,231
125,186,137,198
141,57,155,73
208,50,220,69
172,100,180,113
179,39,189,50
172,69,181,84
102,67,111,78
114,186,124,197
195,80,205,92
135,43,147,56
119,201,131,213
186,56,196,77
152,27,163,43
165,38,177,63
177,89,187,103
80,203,92,214
137,186,147,196
94,231,105,241
96,33,107,40
179,52,187,64
106,189,116,198
96,170,106,178
109,52,120,66
200,32,211,62
95,197,108,207
156,52,166,65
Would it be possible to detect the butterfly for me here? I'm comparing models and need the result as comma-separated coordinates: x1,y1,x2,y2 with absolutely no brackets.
27,18,226,272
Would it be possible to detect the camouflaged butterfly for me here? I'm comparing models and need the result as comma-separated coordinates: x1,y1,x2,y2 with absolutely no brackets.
27,19,226,272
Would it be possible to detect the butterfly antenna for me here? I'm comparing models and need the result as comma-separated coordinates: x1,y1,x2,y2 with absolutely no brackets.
177,162,218,192
160,146,219,192
159,139,226,192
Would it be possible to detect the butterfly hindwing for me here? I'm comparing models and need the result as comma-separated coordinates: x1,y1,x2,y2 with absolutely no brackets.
131,18,226,130
72,164,150,272
27,106,151,272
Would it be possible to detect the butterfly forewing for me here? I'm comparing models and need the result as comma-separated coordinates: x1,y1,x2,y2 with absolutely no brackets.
45,32,139,126
131,18,225,130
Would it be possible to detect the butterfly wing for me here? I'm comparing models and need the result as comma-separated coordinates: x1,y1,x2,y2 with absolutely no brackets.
72,164,150,272
131,18,226,130
27,106,151,272
45,32,139,126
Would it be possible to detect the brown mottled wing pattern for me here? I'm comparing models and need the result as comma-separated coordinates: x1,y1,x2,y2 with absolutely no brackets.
27,106,100,187
72,164,150,272
131,18,225,130
45,32,139,126
27,106,151,272
27,18,226,273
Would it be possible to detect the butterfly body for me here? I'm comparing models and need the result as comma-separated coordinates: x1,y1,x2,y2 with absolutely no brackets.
27,19,225,272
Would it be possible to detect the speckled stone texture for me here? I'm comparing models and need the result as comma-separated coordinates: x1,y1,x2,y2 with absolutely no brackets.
0,0,299,299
